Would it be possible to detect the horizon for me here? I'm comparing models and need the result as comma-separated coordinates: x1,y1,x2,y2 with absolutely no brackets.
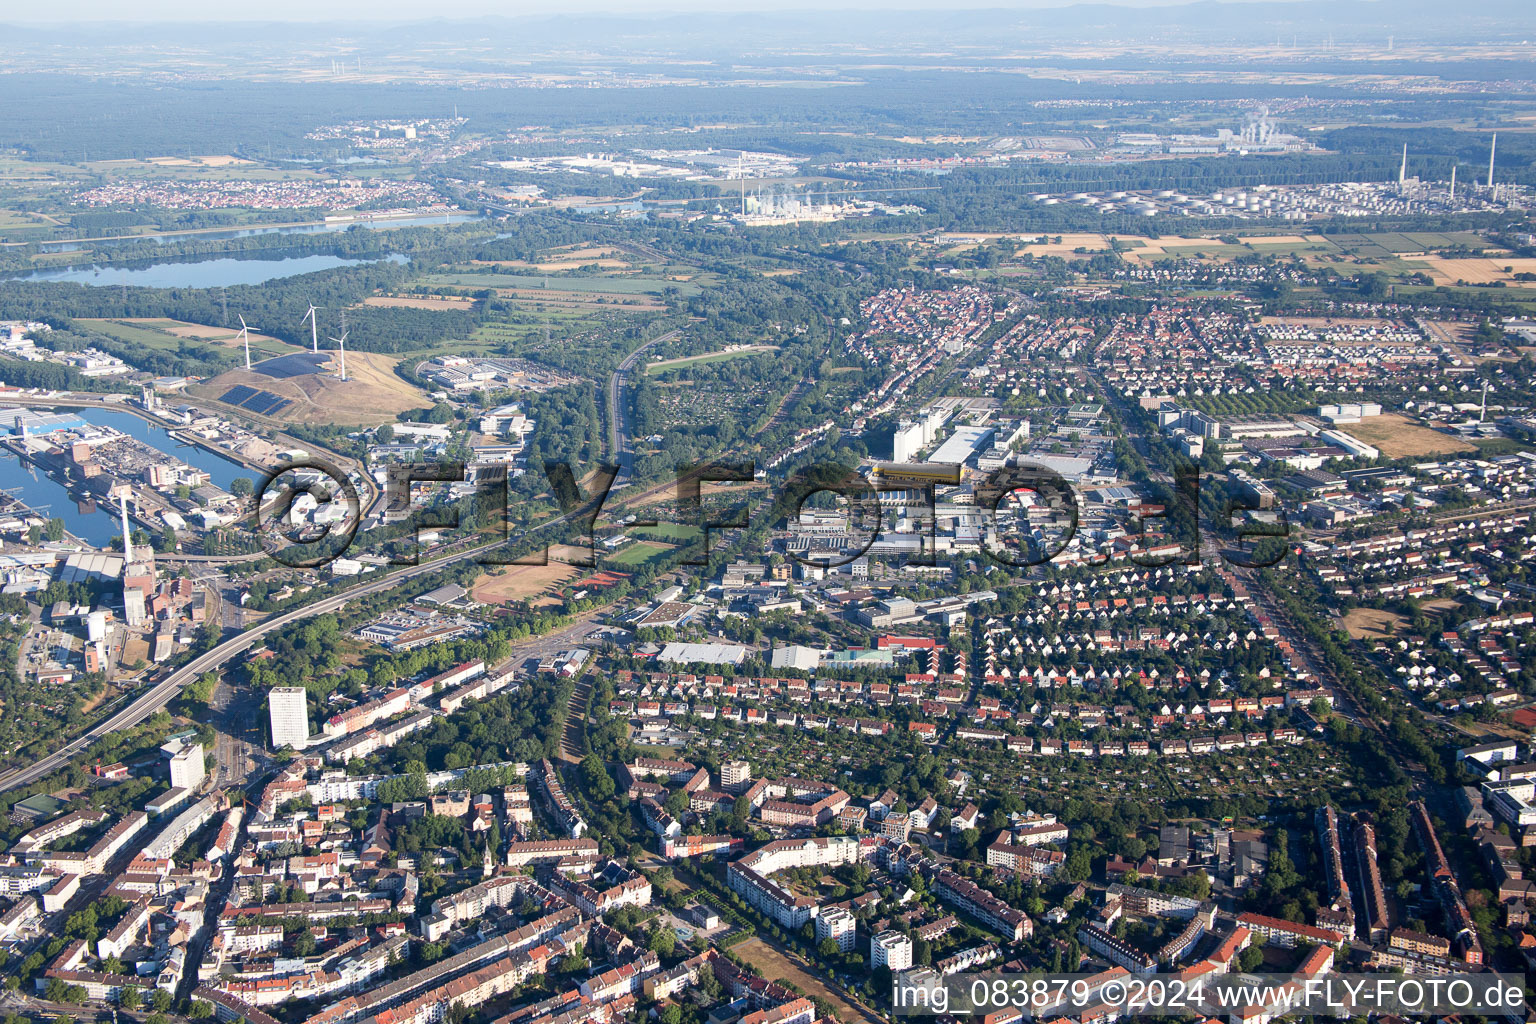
1,0,1337,27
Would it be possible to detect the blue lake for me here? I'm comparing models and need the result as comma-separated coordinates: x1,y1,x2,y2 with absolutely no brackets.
38,212,484,252
8,252,408,289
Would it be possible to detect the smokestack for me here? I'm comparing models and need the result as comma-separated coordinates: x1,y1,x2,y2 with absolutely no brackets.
1489,132,1497,194
1399,144,1407,186
1449,164,1456,199
118,493,134,562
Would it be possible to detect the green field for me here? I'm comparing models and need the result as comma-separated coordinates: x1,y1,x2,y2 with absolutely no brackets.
421,272,704,296
1244,239,1337,256
1324,230,1492,256
82,318,303,360
630,522,703,543
606,540,674,566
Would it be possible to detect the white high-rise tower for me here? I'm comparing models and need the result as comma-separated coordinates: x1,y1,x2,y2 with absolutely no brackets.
269,687,310,750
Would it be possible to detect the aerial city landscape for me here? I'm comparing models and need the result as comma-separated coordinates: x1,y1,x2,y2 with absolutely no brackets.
1,0,1536,1021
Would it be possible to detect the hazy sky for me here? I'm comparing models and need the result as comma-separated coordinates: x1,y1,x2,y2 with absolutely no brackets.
12,0,1301,25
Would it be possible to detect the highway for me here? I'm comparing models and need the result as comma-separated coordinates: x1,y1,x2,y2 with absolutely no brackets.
0,517,576,795
607,329,679,488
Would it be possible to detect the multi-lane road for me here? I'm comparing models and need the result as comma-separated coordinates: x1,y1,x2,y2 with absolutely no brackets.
607,328,679,487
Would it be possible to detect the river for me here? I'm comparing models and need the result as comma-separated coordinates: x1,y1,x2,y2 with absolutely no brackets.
1,408,253,547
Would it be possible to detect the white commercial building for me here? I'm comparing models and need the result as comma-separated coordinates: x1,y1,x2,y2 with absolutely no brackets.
167,742,205,791
893,421,925,463
770,646,824,672
928,425,995,467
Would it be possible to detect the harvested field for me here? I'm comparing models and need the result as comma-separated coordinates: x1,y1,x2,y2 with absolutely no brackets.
145,154,252,167
1412,256,1536,286
1343,414,1478,458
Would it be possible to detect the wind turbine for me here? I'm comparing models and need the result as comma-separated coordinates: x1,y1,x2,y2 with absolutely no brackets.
301,304,322,353
330,313,348,382
238,315,252,370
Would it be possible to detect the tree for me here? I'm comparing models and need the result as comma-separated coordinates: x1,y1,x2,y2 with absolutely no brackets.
648,926,676,957
1063,844,1092,883
376,424,395,443
230,476,255,497
45,518,65,542
190,1001,215,1019
1237,945,1265,973
582,753,615,802
152,989,174,1012
119,987,141,1010
294,929,317,956
562,943,588,973
44,978,84,1005
1355,272,1388,300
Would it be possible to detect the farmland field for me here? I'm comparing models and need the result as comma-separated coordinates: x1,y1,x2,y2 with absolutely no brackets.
1408,256,1536,286
420,272,704,296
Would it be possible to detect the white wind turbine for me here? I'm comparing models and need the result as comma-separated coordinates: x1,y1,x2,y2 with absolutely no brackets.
301,304,323,353
330,315,349,382
237,315,252,370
